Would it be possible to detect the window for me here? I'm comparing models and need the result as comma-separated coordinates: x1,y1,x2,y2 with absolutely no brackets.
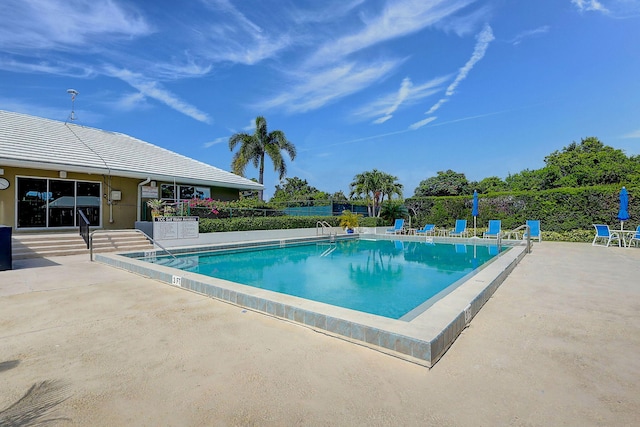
16,177,101,228
161,183,176,200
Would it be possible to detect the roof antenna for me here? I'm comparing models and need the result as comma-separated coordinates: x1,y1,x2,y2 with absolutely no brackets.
67,89,79,121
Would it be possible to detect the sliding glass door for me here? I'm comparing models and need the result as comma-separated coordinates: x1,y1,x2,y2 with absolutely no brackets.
16,177,101,228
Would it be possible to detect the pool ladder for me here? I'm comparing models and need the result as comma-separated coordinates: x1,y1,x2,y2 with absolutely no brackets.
316,220,337,241
320,245,337,257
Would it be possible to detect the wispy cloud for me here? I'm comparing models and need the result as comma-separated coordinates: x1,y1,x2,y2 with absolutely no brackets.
410,24,494,129
203,136,228,148
373,78,413,124
112,92,149,111
0,56,95,77
260,0,477,114
195,0,292,65
0,96,103,123
621,129,640,139
444,24,494,98
0,0,151,51
571,0,640,17
510,25,550,45
289,0,365,24
434,4,492,37
305,0,476,68
104,66,211,123
571,0,609,13
408,116,438,130
258,59,403,114
353,75,449,123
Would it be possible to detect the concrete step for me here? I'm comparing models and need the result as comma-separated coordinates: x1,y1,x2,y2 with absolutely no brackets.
11,230,154,259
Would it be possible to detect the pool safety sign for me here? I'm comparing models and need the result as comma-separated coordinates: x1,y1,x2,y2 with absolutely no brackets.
153,216,199,240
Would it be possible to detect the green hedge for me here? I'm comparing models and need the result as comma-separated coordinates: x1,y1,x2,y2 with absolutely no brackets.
199,215,384,233
406,185,639,233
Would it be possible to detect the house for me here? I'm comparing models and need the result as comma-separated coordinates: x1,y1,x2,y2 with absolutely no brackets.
0,110,263,232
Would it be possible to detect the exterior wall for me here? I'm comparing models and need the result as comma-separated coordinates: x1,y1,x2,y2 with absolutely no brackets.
212,186,241,201
0,166,16,227
0,165,242,232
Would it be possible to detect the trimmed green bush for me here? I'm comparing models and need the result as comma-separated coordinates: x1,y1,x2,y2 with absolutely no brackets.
406,184,639,233
198,215,385,233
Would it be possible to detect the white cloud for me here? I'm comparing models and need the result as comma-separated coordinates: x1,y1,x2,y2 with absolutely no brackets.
0,56,95,77
416,24,494,120
113,92,148,111
445,24,495,97
426,99,448,115
289,0,365,24
353,75,449,123
258,59,403,113
621,129,640,138
408,116,437,130
0,0,151,51
373,77,413,124
104,66,211,123
511,25,551,45
203,136,228,148
571,0,610,13
434,4,493,37
305,0,476,68
194,0,292,65
571,0,640,17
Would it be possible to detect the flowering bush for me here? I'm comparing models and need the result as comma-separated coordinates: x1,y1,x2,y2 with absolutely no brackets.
188,198,219,215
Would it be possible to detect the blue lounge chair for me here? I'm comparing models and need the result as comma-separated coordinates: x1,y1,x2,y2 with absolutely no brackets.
627,225,640,248
449,219,468,238
483,220,502,239
592,224,621,247
522,220,541,242
386,218,405,234
415,224,435,236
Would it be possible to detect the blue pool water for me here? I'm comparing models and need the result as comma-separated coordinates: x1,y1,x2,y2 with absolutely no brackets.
145,239,502,320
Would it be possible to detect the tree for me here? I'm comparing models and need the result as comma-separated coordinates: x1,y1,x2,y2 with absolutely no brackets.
475,176,508,194
228,116,296,201
330,191,349,202
349,169,402,217
270,177,328,204
414,170,470,197
541,137,631,188
505,169,545,191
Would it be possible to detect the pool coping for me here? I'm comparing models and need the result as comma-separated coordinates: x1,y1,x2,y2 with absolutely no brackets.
96,234,528,367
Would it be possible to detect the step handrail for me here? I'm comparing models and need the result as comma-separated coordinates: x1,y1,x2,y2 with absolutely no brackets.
316,220,334,235
508,224,532,253
89,229,179,262
77,210,91,248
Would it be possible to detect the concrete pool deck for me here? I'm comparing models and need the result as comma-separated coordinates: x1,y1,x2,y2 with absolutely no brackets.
95,235,528,367
1,241,640,425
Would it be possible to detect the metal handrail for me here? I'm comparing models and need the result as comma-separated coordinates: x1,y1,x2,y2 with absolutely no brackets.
89,228,179,262
509,224,532,253
77,210,91,249
316,220,334,235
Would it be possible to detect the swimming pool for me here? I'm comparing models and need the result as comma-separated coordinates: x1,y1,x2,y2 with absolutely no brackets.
97,233,527,366
143,239,501,320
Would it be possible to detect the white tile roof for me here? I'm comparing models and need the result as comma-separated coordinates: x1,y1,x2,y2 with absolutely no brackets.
0,110,263,190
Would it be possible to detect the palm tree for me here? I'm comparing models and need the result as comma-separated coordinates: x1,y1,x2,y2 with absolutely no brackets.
380,173,403,204
349,169,402,217
228,116,296,201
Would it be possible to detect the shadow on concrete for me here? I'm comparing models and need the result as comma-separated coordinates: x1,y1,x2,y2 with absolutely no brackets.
11,258,61,270
0,380,71,426
0,360,20,373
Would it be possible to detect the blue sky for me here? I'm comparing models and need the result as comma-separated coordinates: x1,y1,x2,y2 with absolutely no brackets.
1,0,639,199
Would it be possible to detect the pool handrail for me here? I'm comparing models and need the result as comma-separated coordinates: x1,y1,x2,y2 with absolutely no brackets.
89,228,179,262
316,220,334,235
508,224,532,253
